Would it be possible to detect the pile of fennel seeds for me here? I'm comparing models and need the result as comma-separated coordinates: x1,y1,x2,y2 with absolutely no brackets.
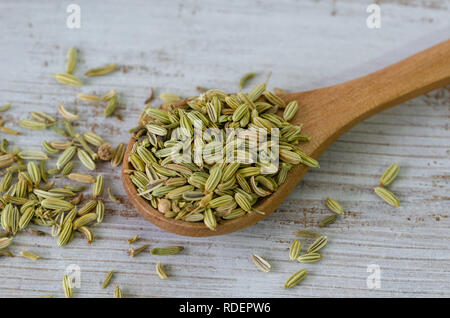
127,82,320,231
0,47,124,256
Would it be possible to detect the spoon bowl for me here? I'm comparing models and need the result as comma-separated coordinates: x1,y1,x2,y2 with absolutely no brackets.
122,40,450,236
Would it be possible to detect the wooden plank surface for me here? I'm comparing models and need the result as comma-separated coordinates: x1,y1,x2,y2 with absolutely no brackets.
0,0,449,297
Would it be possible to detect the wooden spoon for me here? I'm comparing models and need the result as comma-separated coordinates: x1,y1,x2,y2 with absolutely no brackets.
122,40,450,237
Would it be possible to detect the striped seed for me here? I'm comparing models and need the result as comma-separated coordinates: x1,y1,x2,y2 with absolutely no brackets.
374,187,400,207
63,274,73,298
379,163,400,187
284,269,307,289
54,73,83,86
297,253,322,263
289,239,302,261
56,146,76,170
77,148,96,171
251,254,271,272
325,197,344,214
318,214,338,227
307,236,328,253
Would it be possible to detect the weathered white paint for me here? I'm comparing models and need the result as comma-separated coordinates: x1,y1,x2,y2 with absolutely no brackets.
0,0,448,297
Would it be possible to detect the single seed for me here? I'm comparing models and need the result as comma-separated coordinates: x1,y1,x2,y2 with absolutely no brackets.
374,187,400,207
73,213,97,230
0,103,11,112
18,120,48,130
93,174,104,198
297,253,322,263
56,146,76,170
325,197,344,214
104,95,118,117
128,244,149,257
318,214,338,227
58,105,79,120
284,269,307,289
150,246,184,256
102,270,114,289
77,148,96,171
295,230,320,238
156,262,168,279
66,47,77,74
77,200,98,216
0,237,13,250
96,200,105,223
102,89,117,101
41,198,74,211
20,250,40,261
283,101,298,121
251,254,271,272
107,187,121,203
379,163,400,187
113,285,123,298
85,64,117,77
60,161,74,176
58,222,73,247
159,93,182,103
67,173,96,183
54,73,83,86
111,143,125,167
307,236,328,253
289,239,302,261
239,72,256,89
63,274,73,298
78,226,94,244
18,150,49,160
83,132,104,147
77,93,101,102
127,234,139,244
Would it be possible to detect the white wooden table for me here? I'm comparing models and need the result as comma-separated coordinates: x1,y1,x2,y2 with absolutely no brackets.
0,0,449,298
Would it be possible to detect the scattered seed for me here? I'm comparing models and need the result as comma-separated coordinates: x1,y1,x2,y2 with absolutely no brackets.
20,250,40,261
66,47,77,74
54,73,83,86
307,236,328,253
318,214,338,227
156,262,168,279
374,187,400,207
128,244,149,257
379,163,400,187
251,254,271,272
102,270,114,289
85,64,117,77
284,269,307,289
150,246,184,256
63,274,73,298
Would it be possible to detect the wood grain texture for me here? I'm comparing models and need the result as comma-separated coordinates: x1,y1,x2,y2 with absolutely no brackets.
0,0,449,297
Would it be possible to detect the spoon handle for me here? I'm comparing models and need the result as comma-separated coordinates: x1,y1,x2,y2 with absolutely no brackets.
284,40,450,157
